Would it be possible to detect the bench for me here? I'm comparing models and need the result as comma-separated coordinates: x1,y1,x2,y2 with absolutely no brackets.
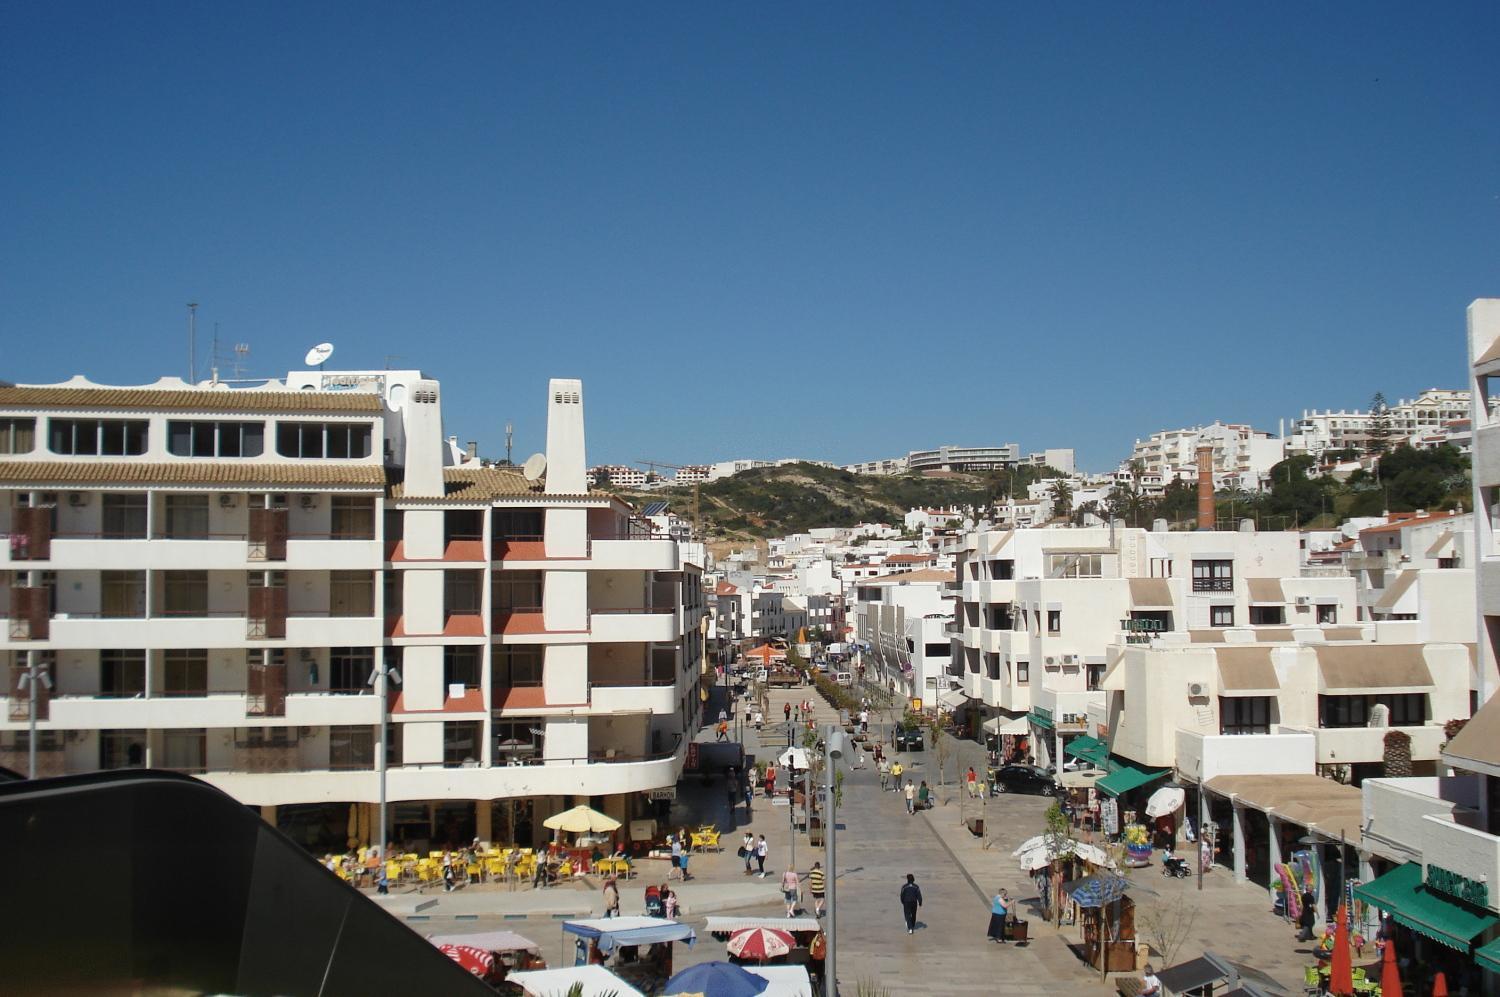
1115,978,1143,997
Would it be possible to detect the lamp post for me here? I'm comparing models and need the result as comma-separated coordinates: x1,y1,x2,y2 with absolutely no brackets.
824,729,847,997
367,654,403,857
16,650,52,778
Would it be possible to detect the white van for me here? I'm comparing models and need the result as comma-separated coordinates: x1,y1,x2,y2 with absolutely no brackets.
833,671,854,687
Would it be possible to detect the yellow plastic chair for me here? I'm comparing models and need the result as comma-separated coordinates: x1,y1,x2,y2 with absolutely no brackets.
486,857,506,881
466,861,482,881
429,850,445,860
385,860,403,883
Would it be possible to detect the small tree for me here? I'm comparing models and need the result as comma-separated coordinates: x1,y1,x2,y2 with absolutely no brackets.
1042,802,1072,925
1368,392,1392,455
1050,479,1073,520
1137,895,1199,968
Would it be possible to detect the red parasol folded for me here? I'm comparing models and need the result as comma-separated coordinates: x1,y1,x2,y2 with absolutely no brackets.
726,926,795,961
1431,971,1448,997
439,944,495,978
1379,935,1402,997
1328,903,1354,996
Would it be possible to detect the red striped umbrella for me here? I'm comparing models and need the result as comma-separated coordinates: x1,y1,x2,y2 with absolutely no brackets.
439,943,495,978
726,926,795,961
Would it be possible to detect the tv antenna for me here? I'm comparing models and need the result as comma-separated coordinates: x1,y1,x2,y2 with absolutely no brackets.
304,342,334,369
208,325,252,383
505,422,514,466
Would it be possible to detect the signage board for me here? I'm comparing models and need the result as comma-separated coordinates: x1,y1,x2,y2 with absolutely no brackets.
910,698,923,712
648,788,676,801
1426,864,1489,907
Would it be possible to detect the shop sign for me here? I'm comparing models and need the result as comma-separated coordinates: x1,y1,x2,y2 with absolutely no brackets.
1426,864,1488,907
648,788,676,801
1032,706,1054,722
910,698,923,711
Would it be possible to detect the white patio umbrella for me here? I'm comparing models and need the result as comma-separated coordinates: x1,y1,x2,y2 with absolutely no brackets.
1144,786,1186,819
777,746,810,770
542,805,622,835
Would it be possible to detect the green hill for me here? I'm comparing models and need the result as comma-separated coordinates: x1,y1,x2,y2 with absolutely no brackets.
619,462,1002,540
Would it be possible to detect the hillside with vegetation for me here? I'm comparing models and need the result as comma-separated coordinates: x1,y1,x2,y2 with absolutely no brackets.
618,461,1063,542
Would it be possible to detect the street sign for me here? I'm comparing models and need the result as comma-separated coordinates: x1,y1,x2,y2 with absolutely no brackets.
771,797,790,807
910,698,923,711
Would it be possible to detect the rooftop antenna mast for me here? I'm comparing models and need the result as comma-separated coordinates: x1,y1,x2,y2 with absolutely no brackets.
505,422,514,466
186,302,199,383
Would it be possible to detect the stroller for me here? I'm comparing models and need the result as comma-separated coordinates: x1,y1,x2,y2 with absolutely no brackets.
644,885,665,918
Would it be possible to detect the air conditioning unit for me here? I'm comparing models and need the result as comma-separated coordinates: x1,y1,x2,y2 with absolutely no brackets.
1062,654,1078,665
1295,596,1311,606
67,492,89,508
299,494,318,509
218,494,238,509
1187,682,1206,698
1044,656,1056,666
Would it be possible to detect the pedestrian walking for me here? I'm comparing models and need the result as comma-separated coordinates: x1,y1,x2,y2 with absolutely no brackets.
859,709,868,734
808,861,827,918
987,888,1009,942
716,720,729,742
680,848,692,881
741,832,755,875
904,780,916,814
765,763,777,798
900,873,923,934
664,887,679,920
781,867,801,917
744,779,755,813
603,877,620,918
1296,889,1317,942
966,766,979,799
755,834,768,877
784,702,792,723
890,761,903,791
793,703,800,723
669,834,683,880
917,780,930,811
878,757,891,790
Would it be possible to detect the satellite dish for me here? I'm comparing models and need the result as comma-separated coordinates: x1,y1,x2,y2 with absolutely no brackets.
522,453,547,484
304,342,335,367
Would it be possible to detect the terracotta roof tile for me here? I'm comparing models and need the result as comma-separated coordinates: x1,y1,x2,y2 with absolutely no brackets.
0,386,383,413
387,466,607,503
0,460,385,489
857,567,954,585
1358,511,1459,536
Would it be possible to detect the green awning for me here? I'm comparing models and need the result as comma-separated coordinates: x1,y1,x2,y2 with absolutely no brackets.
1477,937,1500,974
1064,735,1111,769
1096,763,1167,797
1027,711,1053,730
1351,862,1498,953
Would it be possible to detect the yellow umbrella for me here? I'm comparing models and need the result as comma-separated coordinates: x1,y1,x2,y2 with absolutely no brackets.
542,804,622,834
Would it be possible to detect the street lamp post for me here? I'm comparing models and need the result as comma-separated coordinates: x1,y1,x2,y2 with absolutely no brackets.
16,650,52,778
824,729,847,997
367,654,403,857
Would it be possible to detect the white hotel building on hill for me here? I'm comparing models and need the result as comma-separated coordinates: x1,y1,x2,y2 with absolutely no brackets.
0,372,705,852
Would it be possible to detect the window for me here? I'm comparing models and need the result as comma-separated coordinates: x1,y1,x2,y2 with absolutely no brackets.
162,728,207,772
330,496,375,539
102,493,147,538
100,650,145,697
1220,696,1271,735
47,419,147,456
162,649,207,696
164,494,210,539
99,729,146,769
494,571,543,611
329,726,375,769
1085,662,1103,690
1210,605,1234,627
924,643,950,658
329,647,374,694
276,422,372,459
1016,660,1030,684
445,571,483,614
1047,553,1101,578
329,570,374,616
1317,604,1337,625
167,420,264,458
101,571,146,618
495,646,543,687
1249,606,1284,625
0,418,35,454
1438,557,1459,569
444,721,482,767
495,508,544,540
494,718,543,760
161,570,208,615
1192,559,1233,593
1047,610,1062,635
1320,694,1427,728
444,646,481,690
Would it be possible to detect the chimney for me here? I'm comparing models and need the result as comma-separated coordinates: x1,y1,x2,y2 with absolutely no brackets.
465,440,478,461
544,378,587,494
398,378,446,497
1196,445,1215,530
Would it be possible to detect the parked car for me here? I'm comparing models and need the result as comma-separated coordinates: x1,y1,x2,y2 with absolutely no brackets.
832,671,853,687
989,764,1058,796
893,727,925,751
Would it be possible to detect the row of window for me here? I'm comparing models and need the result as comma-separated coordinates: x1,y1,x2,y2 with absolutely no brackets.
0,417,373,459
1217,693,1428,733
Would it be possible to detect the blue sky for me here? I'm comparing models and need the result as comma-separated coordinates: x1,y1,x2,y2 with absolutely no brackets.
2,3,1496,472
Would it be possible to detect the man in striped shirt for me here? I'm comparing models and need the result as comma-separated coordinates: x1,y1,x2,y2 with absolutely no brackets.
807,861,827,918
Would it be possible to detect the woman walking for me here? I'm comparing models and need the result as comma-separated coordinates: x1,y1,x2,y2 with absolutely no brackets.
781,866,801,917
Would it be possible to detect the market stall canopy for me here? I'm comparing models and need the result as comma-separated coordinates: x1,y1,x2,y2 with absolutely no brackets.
438,945,494,978
776,747,810,771
543,805,622,834
937,688,968,710
508,965,646,997
983,715,1030,736
1315,644,1433,695
745,965,814,997
1096,762,1168,798
426,930,540,953
1351,862,1498,953
1128,577,1174,609
663,959,769,997
726,926,794,961
562,916,697,955
703,916,821,935
1215,647,1280,696
1155,955,1230,996
1015,838,1115,872
1145,786,1186,819
1063,735,1111,769
1062,874,1128,908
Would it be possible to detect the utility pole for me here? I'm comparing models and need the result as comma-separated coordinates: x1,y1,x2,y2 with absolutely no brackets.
367,653,402,857
505,422,514,466
17,651,52,778
186,302,199,383
825,730,846,997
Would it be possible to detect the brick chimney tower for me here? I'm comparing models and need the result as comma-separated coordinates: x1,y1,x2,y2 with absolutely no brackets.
1196,445,1215,530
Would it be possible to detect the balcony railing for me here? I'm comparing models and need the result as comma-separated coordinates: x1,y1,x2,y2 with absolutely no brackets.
1191,578,1234,593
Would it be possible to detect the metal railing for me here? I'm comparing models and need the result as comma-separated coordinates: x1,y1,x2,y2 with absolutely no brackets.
1191,578,1234,593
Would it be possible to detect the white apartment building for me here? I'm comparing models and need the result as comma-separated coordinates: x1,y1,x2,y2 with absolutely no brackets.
951,524,1356,773
844,457,908,476
672,465,710,484
1124,422,1285,492
1018,448,1077,475
0,373,704,853
1288,388,1471,458
587,465,648,489
907,444,1019,474
849,568,953,703
1350,511,1475,651
1470,297,1500,709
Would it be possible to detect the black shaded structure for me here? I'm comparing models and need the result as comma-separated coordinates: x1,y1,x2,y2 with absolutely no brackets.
0,770,495,995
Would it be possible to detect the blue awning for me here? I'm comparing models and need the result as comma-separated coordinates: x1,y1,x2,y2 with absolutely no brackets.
563,916,697,954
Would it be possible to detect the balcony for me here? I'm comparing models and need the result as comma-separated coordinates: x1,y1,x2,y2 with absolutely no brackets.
590,608,677,643
492,608,549,636
386,537,487,563
492,536,548,561
1299,724,1448,766
590,538,678,571
388,612,485,638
